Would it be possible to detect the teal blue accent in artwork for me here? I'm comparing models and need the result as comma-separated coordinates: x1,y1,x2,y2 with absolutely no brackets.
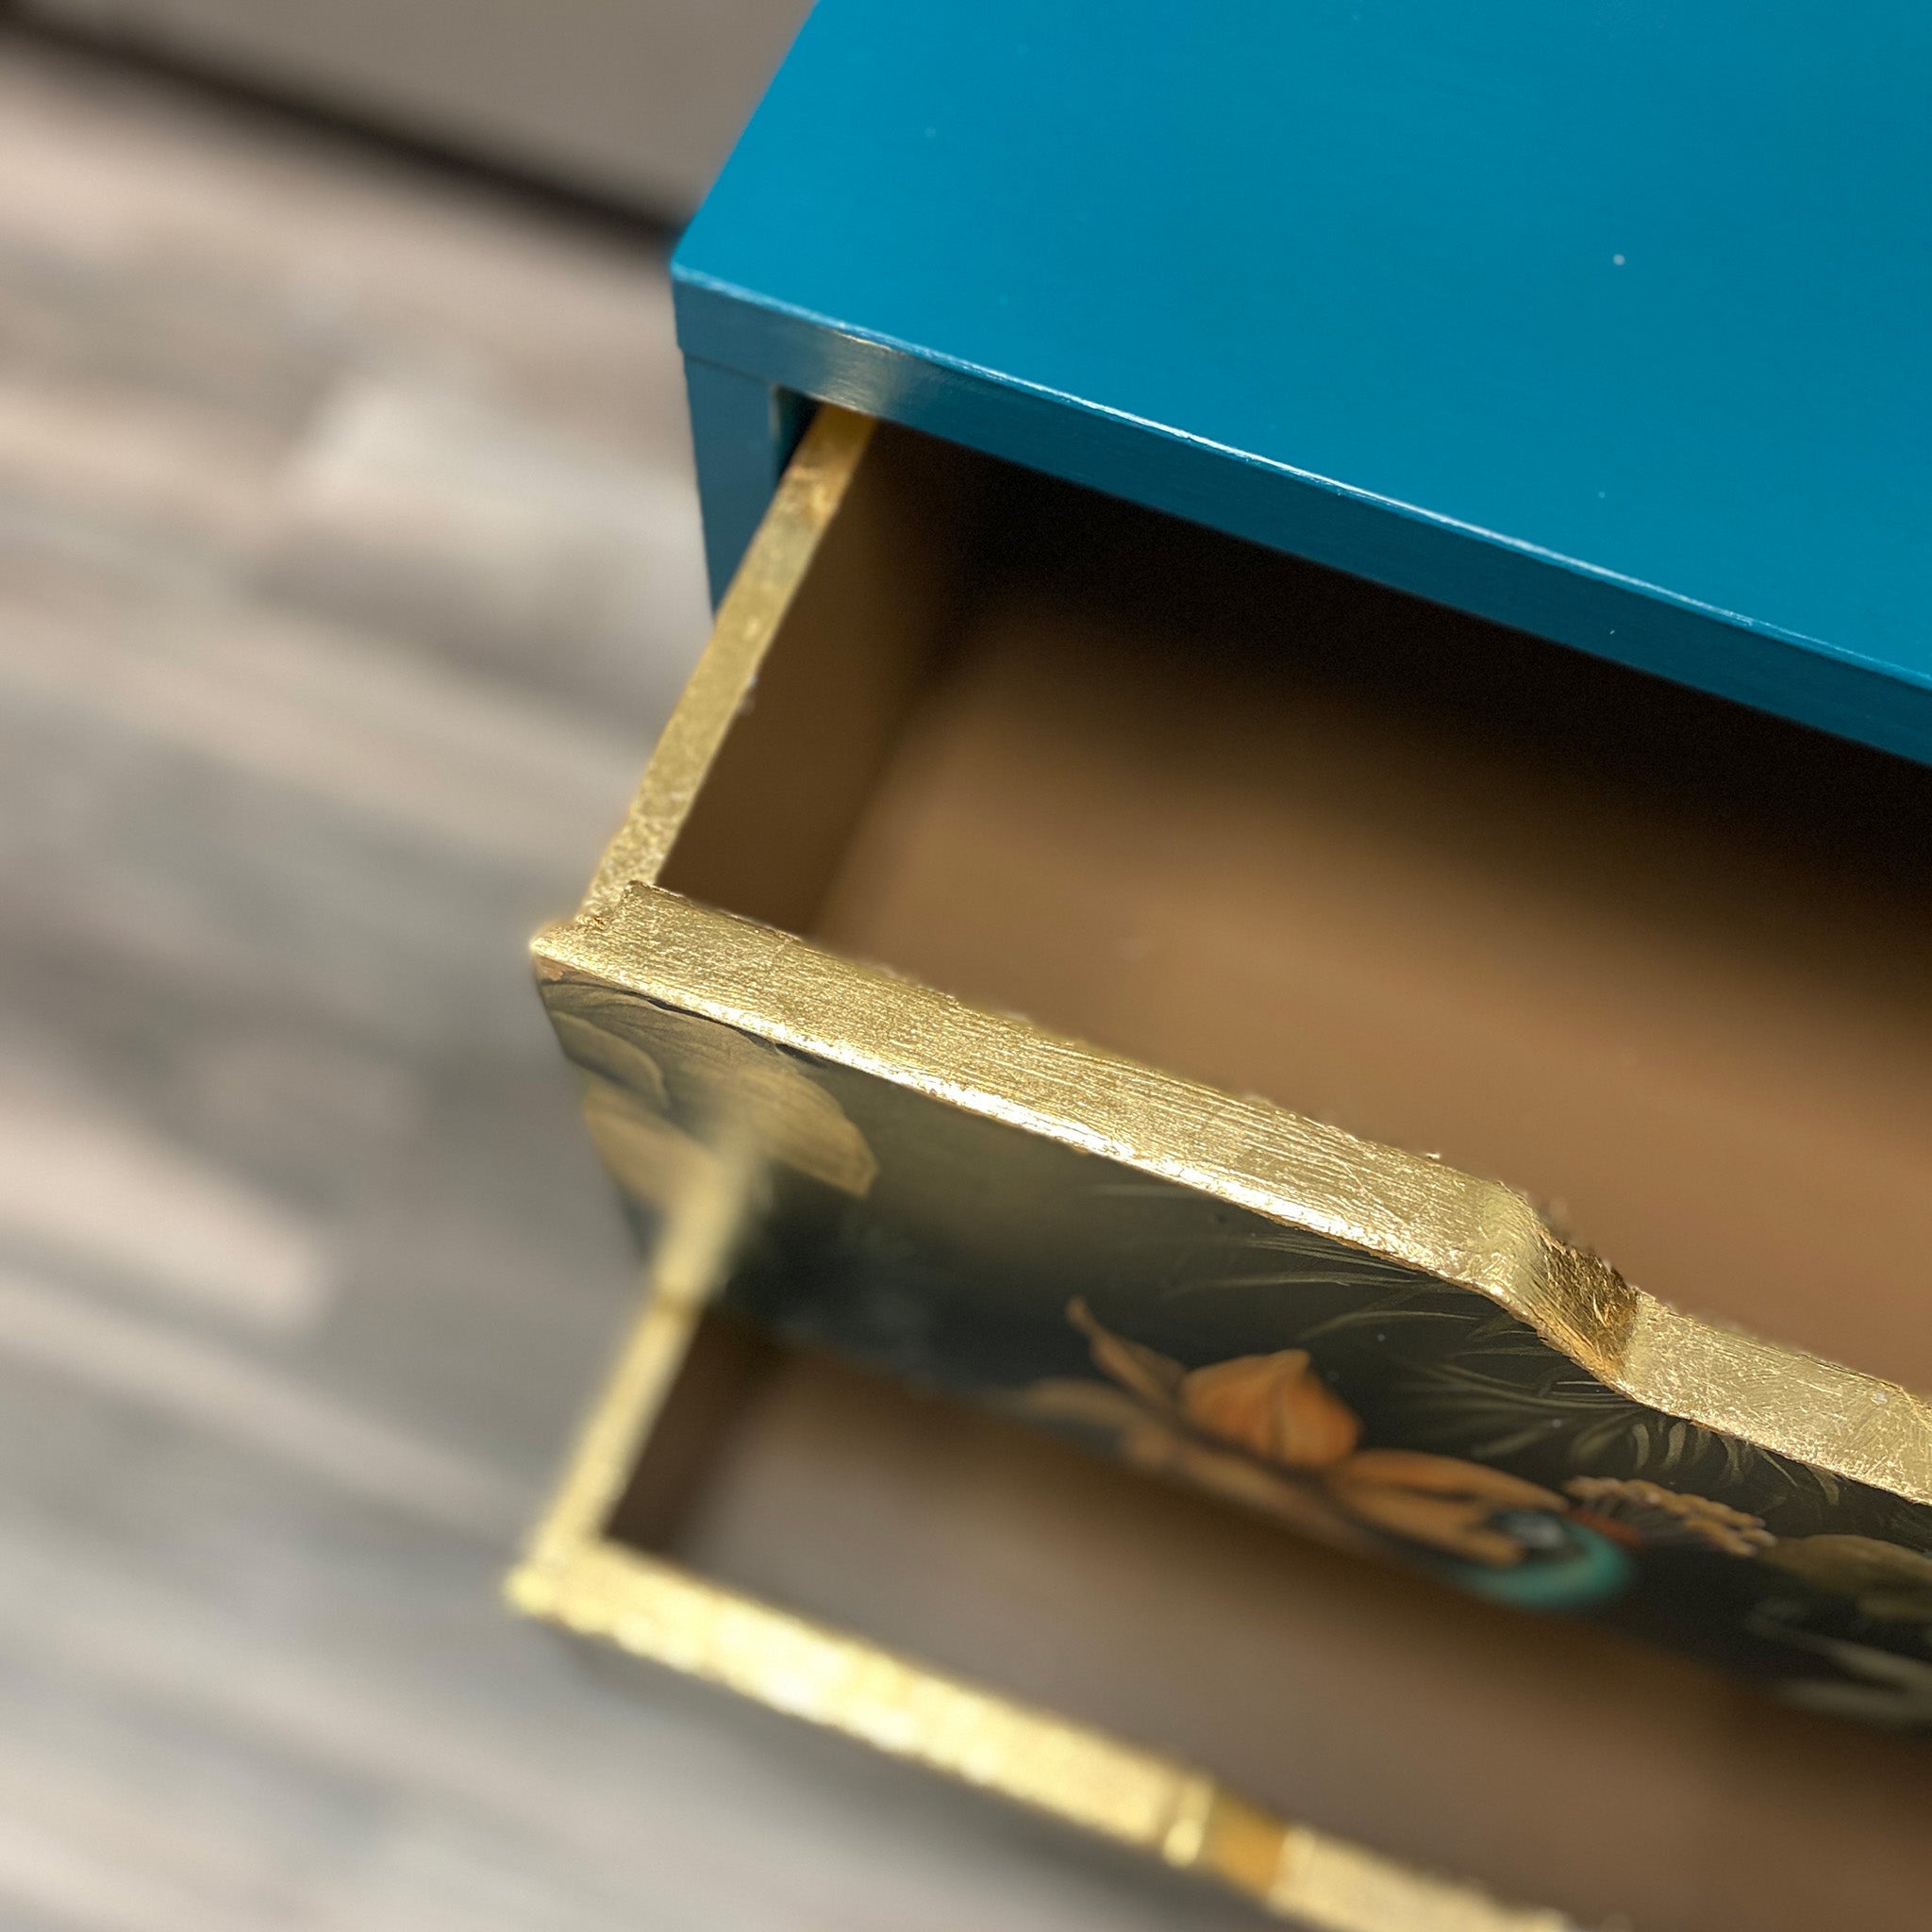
1444,1524,1634,1611
675,0,1932,763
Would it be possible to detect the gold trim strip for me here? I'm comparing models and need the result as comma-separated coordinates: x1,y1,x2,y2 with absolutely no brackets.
537,892,1932,1507
508,1292,1574,1932
581,406,878,914
524,1142,762,1570
519,1273,694,1573
1274,1829,1574,1932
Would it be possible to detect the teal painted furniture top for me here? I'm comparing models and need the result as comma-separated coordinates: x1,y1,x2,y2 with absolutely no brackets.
674,1,1932,763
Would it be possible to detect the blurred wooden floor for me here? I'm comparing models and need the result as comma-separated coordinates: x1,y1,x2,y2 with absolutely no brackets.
0,31,1257,1932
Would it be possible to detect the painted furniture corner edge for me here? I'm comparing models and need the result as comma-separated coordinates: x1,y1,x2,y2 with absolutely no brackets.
672,275,1932,766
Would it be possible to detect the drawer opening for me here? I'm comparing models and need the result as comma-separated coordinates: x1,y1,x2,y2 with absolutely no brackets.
595,1301,1929,1932
654,416,1932,1391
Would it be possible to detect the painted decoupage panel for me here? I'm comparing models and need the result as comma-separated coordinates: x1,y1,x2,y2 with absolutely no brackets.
550,974,1932,1734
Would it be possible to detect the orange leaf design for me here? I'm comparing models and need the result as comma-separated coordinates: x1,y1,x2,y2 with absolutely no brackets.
1178,1350,1362,1470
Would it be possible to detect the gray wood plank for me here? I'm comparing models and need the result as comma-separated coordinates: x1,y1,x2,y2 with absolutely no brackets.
0,29,1261,1931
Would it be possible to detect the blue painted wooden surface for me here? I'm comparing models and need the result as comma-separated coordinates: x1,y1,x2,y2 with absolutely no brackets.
682,359,807,605
674,0,1932,763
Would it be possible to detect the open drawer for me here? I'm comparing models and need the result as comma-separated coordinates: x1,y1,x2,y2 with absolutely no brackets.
517,407,1932,1922
511,1277,1926,1930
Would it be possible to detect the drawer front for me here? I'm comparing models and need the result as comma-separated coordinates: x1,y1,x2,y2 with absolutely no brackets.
535,406,1932,1716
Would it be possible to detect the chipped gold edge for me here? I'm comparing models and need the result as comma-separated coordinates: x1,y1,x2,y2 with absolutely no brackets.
547,394,1931,1507
508,1289,1576,1932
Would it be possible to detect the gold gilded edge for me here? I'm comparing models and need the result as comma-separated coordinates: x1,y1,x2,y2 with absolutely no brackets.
522,1114,764,1571
541,395,1930,1508
579,404,877,915
535,893,1932,1508
508,1291,1575,1932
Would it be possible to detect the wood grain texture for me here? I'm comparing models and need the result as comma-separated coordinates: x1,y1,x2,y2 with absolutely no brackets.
0,34,1259,1931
